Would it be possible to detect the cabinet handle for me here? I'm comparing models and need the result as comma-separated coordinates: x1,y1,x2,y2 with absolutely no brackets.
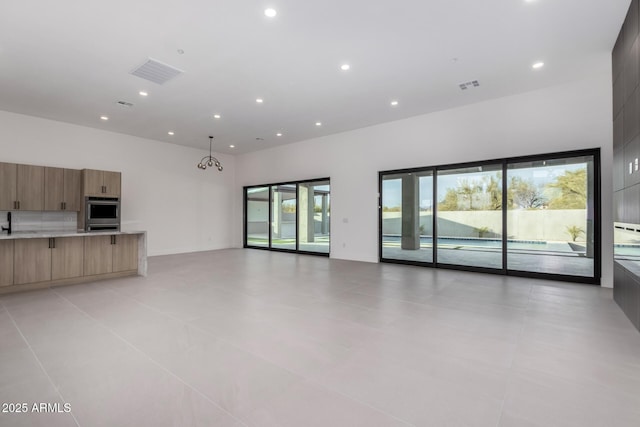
13,201,17,209
48,238,52,249
17,201,20,210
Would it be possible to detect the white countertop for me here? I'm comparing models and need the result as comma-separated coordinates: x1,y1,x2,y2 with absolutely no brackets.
0,230,146,240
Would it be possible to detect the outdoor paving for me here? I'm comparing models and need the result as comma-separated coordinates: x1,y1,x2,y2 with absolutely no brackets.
382,247,594,277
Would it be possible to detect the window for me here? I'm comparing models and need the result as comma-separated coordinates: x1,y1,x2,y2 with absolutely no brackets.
381,171,433,263
379,149,600,284
244,178,330,256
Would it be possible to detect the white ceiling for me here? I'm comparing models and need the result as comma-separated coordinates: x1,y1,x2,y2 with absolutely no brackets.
0,0,630,154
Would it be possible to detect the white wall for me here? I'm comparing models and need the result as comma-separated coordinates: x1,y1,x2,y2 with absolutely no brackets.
235,71,614,287
0,110,235,256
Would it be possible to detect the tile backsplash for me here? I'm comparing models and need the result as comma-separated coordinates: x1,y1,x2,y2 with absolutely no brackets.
0,211,77,232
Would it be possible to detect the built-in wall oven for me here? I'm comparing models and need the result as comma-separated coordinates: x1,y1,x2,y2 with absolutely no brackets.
85,197,120,231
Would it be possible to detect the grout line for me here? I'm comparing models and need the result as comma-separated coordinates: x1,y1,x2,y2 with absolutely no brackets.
494,283,534,427
2,301,83,427
98,285,416,426
50,288,250,427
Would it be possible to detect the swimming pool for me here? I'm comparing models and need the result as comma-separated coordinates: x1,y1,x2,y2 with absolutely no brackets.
382,236,572,252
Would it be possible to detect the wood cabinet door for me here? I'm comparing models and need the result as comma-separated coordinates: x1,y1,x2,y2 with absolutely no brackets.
83,235,112,275
51,237,84,280
0,240,13,287
103,171,121,197
0,162,17,210
13,238,51,285
44,167,64,211
112,234,138,272
64,169,82,211
83,169,104,197
16,164,44,211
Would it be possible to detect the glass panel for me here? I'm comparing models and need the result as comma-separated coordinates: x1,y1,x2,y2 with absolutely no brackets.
436,164,503,269
271,184,297,250
614,223,640,277
506,156,594,277
246,187,269,247
381,171,433,263
298,180,330,253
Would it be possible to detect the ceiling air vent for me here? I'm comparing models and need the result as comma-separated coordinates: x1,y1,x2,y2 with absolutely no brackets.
130,58,184,85
459,80,480,90
116,100,134,107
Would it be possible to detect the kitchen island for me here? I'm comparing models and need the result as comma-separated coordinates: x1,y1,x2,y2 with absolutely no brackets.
0,230,146,294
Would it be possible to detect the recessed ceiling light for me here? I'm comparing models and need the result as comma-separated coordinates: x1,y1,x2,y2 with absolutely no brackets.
276,133,282,136
532,61,545,69
340,64,350,71
168,131,174,135
229,145,235,148
139,91,148,97
100,116,109,121
256,98,264,103
213,114,221,119
264,8,277,17
390,100,399,106
315,122,322,126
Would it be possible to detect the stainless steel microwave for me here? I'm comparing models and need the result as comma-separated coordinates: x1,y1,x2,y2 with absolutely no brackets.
85,197,120,231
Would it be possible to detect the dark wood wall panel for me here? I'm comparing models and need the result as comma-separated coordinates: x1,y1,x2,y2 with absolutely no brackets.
613,0,640,333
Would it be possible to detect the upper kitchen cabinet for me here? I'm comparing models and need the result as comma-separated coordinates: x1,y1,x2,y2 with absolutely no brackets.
0,162,17,211
45,167,82,211
16,164,44,210
1,162,45,211
83,169,121,198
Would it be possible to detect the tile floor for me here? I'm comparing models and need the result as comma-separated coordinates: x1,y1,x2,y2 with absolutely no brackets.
0,249,639,426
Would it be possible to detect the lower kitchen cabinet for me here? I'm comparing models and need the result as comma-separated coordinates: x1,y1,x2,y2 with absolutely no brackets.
14,239,52,285
1,233,143,294
0,241,13,287
113,234,138,272
84,235,112,276
84,234,138,276
52,237,84,280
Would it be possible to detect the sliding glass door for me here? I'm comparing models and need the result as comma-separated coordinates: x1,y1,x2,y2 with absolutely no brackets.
244,178,331,256
381,171,433,263
246,187,270,247
298,180,331,254
379,149,600,284
271,184,297,250
436,163,503,270
506,155,595,277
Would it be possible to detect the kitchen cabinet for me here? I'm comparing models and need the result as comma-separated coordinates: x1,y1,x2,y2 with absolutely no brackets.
51,237,84,280
84,235,112,276
83,169,121,197
112,234,138,272
45,168,82,211
16,164,45,211
84,234,137,275
0,163,17,211
0,232,144,295
44,167,63,211
13,238,52,285
0,240,13,287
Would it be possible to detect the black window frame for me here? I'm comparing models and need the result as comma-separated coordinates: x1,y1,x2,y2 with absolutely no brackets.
244,177,331,257
379,148,601,285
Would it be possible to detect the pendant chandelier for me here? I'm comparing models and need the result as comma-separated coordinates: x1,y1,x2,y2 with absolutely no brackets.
197,136,223,171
